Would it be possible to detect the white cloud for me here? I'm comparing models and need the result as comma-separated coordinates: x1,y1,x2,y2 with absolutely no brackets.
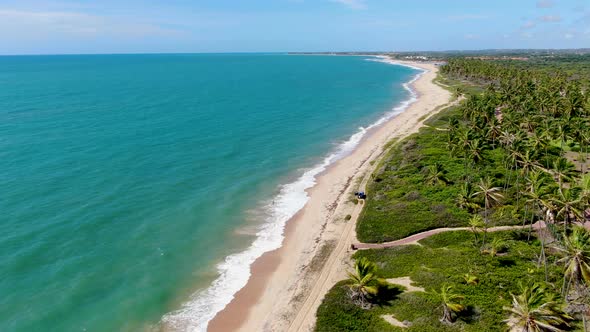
564,33,574,39
464,34,479,40
328,0,367,10
0,9,184,39
539,15,561,22
536,0,553,8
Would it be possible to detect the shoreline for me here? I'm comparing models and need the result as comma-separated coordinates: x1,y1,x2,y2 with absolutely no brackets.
160,56,420,332
207,59,452,332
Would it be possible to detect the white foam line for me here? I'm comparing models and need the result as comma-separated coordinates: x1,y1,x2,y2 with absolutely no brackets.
159,57,425,332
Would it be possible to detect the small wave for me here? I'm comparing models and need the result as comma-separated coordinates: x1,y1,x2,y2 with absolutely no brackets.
159,58,425,332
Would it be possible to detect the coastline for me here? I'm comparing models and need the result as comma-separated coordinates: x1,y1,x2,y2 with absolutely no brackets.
207,59,452,332
159,55,419,332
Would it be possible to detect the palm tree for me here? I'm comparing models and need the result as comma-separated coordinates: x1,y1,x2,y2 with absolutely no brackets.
467,138,485,164
473,176,504,225
555,120,571,153
524,170,555,280
537,124,555,169
456,183,478,212
528,132,549,160
453,86,464,99
551,158,577,189
524,171,554,237
500,130,517,148
424,163,449,186
432,284,465,324
487,120,502,148
518,150,543,177
455,127,473,171
525,172,552,214
346,257,381,308
551,188,583,233
484,237,506,257
504,283,571,332
463,273,479,285
552,226,590,296
468,214,486,246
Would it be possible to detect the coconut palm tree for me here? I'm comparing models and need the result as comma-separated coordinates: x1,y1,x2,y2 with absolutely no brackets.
424,163,449,186
555,120,571,153
454,127,474,171
468,214,486,246
500,130,517,148
453,87,464,99
551,158,577,189
525,172,553,214
504,283,571,332
523,170,555,280
467,138,485,164
524,171,554,237
529,132,548,155
551,188,583,233
346,257,381,308
432,284,465,324
552,226,590,296
457,183,478,212
518,150,543,177
473,176,504,225
487,120,502,148
484,237,506,257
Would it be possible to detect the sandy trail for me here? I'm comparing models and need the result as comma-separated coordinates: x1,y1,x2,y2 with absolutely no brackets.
352,223,543,250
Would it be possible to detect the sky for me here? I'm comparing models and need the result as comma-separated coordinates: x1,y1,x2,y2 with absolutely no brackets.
0,0,589,55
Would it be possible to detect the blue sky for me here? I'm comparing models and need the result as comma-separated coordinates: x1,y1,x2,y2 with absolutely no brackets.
0,0,588,54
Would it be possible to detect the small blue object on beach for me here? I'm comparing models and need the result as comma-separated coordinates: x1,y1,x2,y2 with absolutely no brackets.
355,191,367,199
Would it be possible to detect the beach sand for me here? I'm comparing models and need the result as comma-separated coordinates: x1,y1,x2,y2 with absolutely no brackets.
207,59,452,332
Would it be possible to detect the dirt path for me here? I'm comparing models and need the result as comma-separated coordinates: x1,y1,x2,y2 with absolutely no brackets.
352,222,543,250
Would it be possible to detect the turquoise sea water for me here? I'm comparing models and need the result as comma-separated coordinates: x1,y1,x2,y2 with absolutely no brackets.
0,54,418,331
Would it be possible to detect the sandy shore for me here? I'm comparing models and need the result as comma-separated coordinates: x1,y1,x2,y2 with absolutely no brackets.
208,58,452,332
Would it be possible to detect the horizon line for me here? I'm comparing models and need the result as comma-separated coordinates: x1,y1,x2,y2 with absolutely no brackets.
1,47,590,57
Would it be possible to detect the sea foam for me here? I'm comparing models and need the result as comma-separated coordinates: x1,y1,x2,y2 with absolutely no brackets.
160,57,426,332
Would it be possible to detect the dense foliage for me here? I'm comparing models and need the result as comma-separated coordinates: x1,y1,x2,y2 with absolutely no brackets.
316,56,590,331
356,107,516,243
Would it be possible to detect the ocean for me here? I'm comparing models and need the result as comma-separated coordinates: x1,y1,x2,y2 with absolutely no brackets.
0,54,419,331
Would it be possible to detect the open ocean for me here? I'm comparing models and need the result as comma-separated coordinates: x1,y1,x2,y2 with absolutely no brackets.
0,54,418,331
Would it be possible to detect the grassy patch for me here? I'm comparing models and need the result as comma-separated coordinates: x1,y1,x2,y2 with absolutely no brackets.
315,230,566,332
434,75,485,96
356,105,517,243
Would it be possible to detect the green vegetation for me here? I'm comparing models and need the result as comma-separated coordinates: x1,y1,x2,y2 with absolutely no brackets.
355,105,511,243
504,283,572,331
346,257,382,309
316,230,567,331
315,55,590,331
431,284,465,323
